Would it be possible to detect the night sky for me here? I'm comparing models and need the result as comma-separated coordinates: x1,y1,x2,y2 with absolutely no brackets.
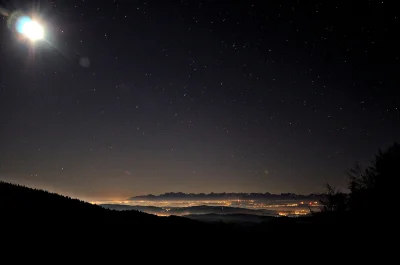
0,0,399,200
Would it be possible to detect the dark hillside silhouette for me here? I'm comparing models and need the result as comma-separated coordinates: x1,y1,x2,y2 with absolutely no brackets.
0,181,333,238
0,180,217,239
3,140,396,248
0,183,382,255
0,181,253,237
0,181,154,224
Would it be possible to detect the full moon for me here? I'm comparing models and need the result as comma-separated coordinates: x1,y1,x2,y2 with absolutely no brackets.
16,16,44,41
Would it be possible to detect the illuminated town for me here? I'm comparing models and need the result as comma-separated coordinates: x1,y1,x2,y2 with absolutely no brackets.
91,199,321,217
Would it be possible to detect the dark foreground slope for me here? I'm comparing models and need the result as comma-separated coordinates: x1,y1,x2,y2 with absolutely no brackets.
0,181,151,223
0,182,293,225
0,181,243,235
0,181,209,230
0,181,378,257
0,181,349,228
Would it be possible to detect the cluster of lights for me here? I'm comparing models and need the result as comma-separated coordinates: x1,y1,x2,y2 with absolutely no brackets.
278,210,310,217
91,199,321,218
91,199,321,209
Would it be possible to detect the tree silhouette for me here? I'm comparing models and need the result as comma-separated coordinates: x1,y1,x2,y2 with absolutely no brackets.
319,183,348,213
320,142,399,221
347,142,400,215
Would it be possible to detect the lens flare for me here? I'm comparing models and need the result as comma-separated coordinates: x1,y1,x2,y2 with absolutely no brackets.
16,16,44,41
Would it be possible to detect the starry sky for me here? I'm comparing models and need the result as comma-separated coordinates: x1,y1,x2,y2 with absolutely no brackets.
0,0,399,200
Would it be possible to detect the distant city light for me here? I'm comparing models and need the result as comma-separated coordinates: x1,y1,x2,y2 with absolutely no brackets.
90,199,320,217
